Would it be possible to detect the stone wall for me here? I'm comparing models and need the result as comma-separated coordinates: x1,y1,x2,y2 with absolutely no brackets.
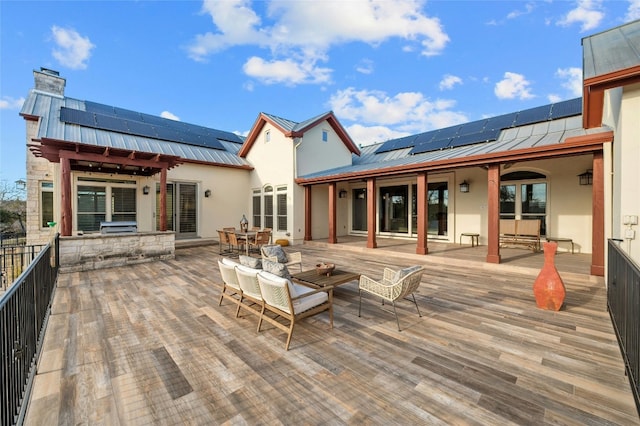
58,231,175,273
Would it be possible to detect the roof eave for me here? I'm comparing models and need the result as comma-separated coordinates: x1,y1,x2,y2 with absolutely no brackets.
295,131,612,185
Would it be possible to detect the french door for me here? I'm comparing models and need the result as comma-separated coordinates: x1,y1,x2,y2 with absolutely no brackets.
156,182,197,238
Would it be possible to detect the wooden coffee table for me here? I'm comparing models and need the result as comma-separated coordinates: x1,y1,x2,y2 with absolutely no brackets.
292,269,360,289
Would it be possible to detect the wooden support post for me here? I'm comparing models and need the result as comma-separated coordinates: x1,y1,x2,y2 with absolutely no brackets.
304,185,312,241
486,164,501,264
367,177,377,249
60,157,72,236
591,151,604,276
159,168,167,232
416,172,428,255
328,183,337,244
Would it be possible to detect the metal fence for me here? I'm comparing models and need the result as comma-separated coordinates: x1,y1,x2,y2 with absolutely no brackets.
607,239,640,416
0,234,59,426
1,244,46,291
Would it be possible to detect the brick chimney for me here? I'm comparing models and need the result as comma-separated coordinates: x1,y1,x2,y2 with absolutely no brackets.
33,67,65,96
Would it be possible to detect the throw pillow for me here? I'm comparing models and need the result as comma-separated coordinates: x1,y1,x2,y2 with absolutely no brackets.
239,255,262,270
262,259,291,279
262,245,288,263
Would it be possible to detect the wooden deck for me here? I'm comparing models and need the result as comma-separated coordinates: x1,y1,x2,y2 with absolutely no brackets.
25,241,639,425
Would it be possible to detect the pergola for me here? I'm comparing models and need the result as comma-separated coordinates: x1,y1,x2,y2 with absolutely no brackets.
28,138,182,236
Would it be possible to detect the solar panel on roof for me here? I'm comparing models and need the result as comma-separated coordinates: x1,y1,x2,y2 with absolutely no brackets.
84,101,115,116
550,98,582,119
409,137,452,155
431,125,462,140
457,119,487,135
375,135,417,153
485,112,517,130
450,128,501,148
94,114,129,132
60,107,95,126
514,104,552,126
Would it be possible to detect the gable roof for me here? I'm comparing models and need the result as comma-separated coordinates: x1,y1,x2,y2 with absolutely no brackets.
20,90,252,172
582,19,640,128
296,99,612,184
238,111,360,157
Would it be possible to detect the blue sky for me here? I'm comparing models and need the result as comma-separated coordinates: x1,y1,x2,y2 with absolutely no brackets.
1,1,639,188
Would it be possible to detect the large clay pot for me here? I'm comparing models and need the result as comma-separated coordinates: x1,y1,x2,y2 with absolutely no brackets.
533,242,566,311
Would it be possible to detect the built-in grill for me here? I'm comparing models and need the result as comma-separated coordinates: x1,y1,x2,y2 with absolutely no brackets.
100,221,137,234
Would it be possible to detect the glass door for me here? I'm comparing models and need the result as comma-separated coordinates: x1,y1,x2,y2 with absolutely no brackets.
352,188,367,231
156,182,197,238
379,185,408,233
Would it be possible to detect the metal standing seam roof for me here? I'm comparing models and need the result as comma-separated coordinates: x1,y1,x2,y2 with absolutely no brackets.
20,91,250,168
583,19,640,79
298,114,610,180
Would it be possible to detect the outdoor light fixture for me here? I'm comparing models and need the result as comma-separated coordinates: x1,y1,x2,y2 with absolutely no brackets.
578,169,593,186
339,189,348,198
204,189,211,198
459,180,470,193
142,185,150,195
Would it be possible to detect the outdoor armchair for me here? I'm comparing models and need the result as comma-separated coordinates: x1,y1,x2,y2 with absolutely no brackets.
217,259,243,317
234,264,265,329
256,271,333,350
358,265,424,331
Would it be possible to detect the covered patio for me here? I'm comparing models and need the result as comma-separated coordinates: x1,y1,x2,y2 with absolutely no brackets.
25,242,638,424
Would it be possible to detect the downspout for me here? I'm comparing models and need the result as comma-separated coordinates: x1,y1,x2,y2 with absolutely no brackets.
293,137,302,178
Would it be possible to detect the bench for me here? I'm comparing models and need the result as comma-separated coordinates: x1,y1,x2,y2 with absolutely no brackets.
499,219,541,252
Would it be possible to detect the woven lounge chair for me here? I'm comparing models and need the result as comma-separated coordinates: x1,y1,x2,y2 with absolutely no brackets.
358,266,424,331
256,271,333,350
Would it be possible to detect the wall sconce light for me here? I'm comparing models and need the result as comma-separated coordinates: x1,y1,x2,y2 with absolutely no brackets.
204,189,212,198
143,185,150,195
339,189,348,198
578,169,593,186
459,180,470,193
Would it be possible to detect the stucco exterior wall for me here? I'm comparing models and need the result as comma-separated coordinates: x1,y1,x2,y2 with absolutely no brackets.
296,124,353,176
245,124,300,244
616,84,640,263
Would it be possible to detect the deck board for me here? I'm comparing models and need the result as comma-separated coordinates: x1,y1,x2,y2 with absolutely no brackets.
24,241,639,425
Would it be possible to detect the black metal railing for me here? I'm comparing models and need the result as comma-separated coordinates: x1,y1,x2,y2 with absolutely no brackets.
607,239,640,416
1,244,46,291
0,234,59,426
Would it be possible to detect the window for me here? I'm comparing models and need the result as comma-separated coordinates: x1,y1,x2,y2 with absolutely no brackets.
500,172,547,235
77,178,137,232
276,186,287,231
265,130,271,143
322,129,328,142
252,189,261,228
77,185,107,232
263,186,274,229
111,187,136,222
40,181,54,228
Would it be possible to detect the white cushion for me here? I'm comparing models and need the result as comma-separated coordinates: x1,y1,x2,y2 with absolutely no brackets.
292,285,328,314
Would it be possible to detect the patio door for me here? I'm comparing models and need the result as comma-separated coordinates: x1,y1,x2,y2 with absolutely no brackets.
411,182,449,236
156,182,197,238
500,172,547,235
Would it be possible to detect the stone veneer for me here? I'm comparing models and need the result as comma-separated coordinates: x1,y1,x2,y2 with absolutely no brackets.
58,231,175,273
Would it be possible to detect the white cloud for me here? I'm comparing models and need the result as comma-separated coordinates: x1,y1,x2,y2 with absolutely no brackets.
439,74,462,91
494,72,534,100
160,111,180,121
329,87,467,137
188,0,449,85
506,2,535,19
346,124,409,146
51,26,95,70
243,56,332,85
356,59,374,75
555,67,582,97
0,96,25,110
557,0,604,32
547,94,562,103
626,0,640,21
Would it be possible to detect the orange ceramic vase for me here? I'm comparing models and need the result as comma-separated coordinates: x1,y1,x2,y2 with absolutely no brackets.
533,242,566,311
